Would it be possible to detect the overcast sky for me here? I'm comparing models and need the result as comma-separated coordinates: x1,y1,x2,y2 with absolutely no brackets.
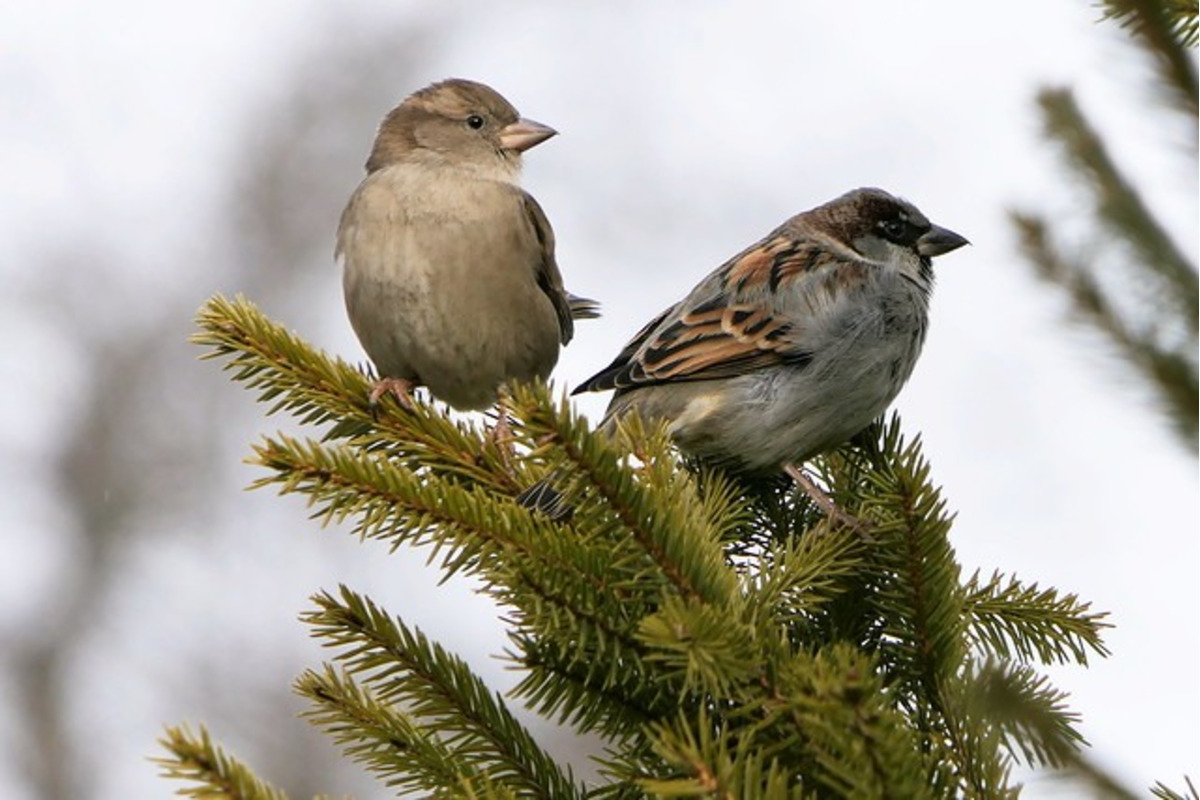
1,1,1196,798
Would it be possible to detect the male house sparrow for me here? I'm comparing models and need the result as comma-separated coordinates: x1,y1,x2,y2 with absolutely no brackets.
559,188,967,517
338,78,596,411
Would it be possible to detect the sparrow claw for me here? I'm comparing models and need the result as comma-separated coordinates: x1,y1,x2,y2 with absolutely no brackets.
368,377,417,410
783,463,869,535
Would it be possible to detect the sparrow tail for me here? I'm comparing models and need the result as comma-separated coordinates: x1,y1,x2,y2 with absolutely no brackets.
567,293,601,320
516,473,574,522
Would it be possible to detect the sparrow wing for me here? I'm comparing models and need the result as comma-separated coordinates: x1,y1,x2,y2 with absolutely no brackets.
575,228,872,394
520,192,576,345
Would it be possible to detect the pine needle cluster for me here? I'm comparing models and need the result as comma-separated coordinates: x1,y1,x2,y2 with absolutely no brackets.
154,296,1128,799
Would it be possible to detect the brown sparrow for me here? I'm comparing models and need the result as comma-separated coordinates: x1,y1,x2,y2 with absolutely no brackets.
337,78,596,411
545,188,967,519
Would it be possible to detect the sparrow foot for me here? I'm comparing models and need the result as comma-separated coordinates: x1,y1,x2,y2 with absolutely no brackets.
488,398,517,473
783,463,868,534
368,377,417,410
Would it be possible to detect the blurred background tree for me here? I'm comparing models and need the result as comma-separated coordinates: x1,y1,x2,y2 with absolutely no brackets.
1011,0,1198,453
3,18,442,800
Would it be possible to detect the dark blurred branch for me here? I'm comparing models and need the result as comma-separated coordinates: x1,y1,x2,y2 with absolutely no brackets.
11,316,222,800
1011,208,1198,447
1011,8,1198,454
15,649,75,800
1099,0,1199,116
1036,88,1198,325
6,17,446,799
1151,775,1200,799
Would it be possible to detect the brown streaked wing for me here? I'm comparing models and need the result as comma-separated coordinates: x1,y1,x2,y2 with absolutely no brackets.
630,295,801,383
575,232,866,393
724,232,834,294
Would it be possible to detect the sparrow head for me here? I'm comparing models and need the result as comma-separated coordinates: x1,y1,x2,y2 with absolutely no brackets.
365,78,557,177
806,188,969,282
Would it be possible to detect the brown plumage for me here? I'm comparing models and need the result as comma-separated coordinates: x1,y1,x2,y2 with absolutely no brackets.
575,188,968,473
338,79,596,410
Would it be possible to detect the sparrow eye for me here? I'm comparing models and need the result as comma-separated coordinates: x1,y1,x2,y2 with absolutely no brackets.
466,114,485,130
878,218,917,244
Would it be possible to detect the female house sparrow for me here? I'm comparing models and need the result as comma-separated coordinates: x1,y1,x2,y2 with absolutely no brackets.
337,79,596,411
568,188,967,516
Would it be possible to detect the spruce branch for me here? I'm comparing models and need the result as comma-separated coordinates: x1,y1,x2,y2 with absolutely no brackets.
1153,775,1200,800
195,293,704,736
963,570,1111,665
193,293,370,430
857,423,967,719
248,431,541,577
155,724,290,800
253,430,681,735
1098,0,1199,109
1010,212,1151,343
300,587,584,799
636,707,802,800
509,631,665,735
1033,88,1197,315
965,662,1086,770
741,523,867,631
194,294,520,491
297,665,494,797
826,422,1034,797
777,643,935,799
1011,210,1198,446
667,643,938,800
182,294,1117,797
637,594,763,697
1011,8,1198,453
512,385,740,607
924,693,1016,800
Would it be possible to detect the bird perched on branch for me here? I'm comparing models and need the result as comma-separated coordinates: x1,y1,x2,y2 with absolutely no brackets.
526,187,967,521
338,78,597,412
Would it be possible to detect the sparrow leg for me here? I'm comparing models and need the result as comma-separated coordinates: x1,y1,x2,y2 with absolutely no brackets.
489,394,517,473
368,377,416,410
782,463,865,532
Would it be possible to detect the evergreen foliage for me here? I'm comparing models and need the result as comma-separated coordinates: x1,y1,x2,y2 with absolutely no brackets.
156,725,290,800
1011,0,1199,451
157,295,1123,798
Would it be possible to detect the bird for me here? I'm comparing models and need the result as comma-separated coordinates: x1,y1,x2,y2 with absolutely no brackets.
337,78,597,413
526,187,967,521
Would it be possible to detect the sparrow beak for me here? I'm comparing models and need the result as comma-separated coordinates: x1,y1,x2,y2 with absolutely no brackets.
499,118,558,153
917,224,970,258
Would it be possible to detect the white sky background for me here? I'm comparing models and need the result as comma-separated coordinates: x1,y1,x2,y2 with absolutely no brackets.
1,1,1197,798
